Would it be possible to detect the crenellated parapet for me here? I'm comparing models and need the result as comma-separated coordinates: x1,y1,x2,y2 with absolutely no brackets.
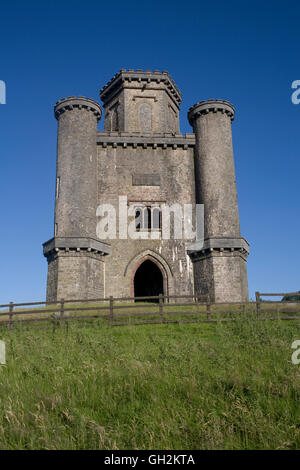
188,99,234,124
187,237,249,262
100,69,182,106
54,96,102,121
97,131,195,149
43,237,110,259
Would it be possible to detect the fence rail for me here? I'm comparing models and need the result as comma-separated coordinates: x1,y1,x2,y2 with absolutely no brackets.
0,292,299,330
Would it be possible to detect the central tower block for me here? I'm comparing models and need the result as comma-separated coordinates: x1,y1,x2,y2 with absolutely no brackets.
100,70,182,134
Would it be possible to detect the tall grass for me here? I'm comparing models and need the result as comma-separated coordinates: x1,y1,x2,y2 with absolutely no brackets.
0,315,299,449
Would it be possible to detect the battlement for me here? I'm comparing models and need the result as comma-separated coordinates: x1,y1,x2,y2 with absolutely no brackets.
43,237,110,258
100,69,182,107
97,130,194,149
54,96,102,121
188,99,235,125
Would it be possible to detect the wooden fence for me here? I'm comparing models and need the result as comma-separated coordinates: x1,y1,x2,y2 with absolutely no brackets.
0,292,299,330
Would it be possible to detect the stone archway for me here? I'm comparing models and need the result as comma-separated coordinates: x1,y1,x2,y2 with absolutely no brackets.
124,249,174,299
133,259,164,301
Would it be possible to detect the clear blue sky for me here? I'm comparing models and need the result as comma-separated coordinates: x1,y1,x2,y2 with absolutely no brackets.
0,0,299,303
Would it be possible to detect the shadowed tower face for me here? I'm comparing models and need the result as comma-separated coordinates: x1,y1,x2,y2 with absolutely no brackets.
43,70,249,303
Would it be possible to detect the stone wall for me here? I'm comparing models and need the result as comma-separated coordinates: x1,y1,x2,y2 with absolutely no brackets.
46,251,104,301
97,141,196,298
193,251,249,302
100,70,181,134
43,71,250,303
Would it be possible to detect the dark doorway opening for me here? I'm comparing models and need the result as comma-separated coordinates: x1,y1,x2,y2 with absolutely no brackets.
134,260,164,302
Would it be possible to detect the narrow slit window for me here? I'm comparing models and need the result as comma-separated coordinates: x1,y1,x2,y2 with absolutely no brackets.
143,207,151,230
153,207,161,230
135,208,142,231
56,177,60,198
134,204,162,231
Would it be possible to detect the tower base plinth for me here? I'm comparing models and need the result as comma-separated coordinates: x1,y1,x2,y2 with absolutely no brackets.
43,237,110,301
189,237,249,303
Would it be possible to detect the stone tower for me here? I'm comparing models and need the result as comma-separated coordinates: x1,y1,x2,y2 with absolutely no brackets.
43,97,110,300
43,70,249,302
187,100,249,301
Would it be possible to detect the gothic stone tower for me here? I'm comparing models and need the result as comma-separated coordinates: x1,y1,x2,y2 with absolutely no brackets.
43,70,249,302
187,100,249,301
43,97,111,300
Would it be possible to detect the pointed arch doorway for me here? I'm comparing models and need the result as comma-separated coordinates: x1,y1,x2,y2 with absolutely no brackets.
133,259,165,302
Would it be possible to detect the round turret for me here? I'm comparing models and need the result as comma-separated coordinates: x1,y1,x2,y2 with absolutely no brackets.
54,96,102,238
188,99,240,238
188,99,234,125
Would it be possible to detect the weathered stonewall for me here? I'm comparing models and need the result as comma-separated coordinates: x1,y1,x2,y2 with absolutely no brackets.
43,70,249,302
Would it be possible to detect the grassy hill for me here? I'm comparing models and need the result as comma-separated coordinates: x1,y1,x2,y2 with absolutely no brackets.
0,315,299,449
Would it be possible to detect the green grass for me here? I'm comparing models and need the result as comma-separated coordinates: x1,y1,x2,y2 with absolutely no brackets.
0,315,299,449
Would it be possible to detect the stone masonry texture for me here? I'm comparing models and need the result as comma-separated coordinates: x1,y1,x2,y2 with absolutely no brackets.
43,70,249,302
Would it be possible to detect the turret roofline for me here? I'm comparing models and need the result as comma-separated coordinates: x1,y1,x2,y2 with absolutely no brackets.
100,69,182,107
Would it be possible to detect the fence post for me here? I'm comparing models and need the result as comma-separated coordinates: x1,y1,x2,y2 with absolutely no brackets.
255,292,261,319
206,295,211,321
196,295,200,316
109,296,114,325
60,298,65,328
159,294,164,323
9,302,14,330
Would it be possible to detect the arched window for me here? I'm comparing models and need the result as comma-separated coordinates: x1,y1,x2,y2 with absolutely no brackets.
134,205,162,231
111,108,119,131
152,207,161,230
138,103,152,132
143,207,151,230
135,208,142,230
